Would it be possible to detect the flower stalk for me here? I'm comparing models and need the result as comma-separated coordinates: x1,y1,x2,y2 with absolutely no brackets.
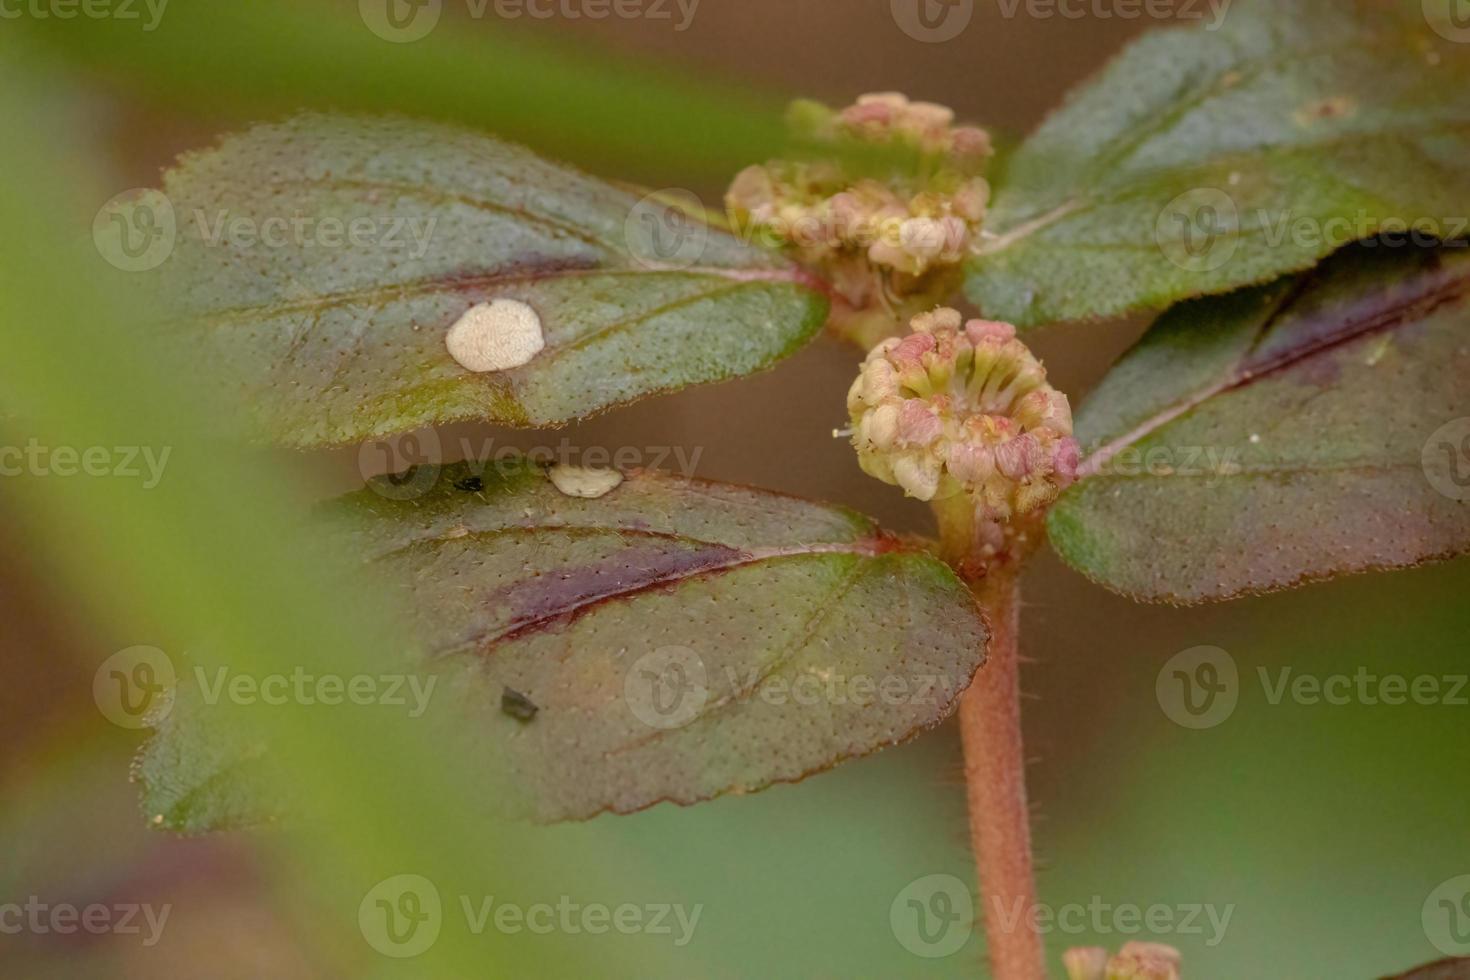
938,496,1046,980
843,304,1076,979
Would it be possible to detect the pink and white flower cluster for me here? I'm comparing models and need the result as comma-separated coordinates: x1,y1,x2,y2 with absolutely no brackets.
726,93,992,279
847,308,1079,518
1064,942,1183,980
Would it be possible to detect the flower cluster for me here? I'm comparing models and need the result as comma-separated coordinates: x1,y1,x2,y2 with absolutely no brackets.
726,93,992,279
1064,943,1183,980
846,308,1078,520
726,94,993,348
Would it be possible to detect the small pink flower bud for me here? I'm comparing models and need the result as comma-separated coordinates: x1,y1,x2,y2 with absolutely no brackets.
907,100,956,129
1106,943,1182,980
994,433,1038,480
842,105,893,131
965,318,1017,344
952,178,991,222
861,356,899,403
1064,947,1109,980
861,402,901,451
950,126,994,159
911,307,963,334
892,453,943,501
947,441,994,484
1016,387,1074,433
857,91,908,109
897,400,943,447
900,217,949,262
1052,437,1081,482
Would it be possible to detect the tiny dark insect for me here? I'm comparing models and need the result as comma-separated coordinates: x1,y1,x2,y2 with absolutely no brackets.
454,475,485,493
501,687,539,722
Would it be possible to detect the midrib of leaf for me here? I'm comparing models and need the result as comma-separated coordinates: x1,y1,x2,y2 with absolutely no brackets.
384,523,897,651
550,280,762,360
984,119,1469,259
372,522,886,562
1076,258,1470,477
985,27,1462,250
1080,459,1427,480
192,264,817,328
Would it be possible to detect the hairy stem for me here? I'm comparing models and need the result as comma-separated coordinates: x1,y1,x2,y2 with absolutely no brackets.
935,498,1045,980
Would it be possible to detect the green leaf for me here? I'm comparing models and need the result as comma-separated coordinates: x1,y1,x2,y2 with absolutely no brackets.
140,458,986,824
1383,959,1470,980
153,114,828,446
966,0,1470,328
1048,242,1470,603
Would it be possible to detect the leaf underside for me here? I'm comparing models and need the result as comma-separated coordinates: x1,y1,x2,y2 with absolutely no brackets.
1049,242,1470,604
155,114,828,446
139,459,986,825
966,0,1470,328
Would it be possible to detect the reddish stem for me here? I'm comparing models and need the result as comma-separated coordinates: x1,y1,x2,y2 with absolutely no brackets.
960,573,1044,980
935,498,1046,980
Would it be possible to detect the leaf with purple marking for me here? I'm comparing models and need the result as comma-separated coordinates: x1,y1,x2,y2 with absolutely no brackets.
139,458,986,825
152,114,828,446
1048,242,1470,603
966,0,1470,328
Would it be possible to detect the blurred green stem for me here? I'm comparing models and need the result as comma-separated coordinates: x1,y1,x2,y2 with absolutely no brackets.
936,497,1046,980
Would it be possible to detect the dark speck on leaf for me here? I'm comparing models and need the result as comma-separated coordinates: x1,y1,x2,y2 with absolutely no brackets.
501,687,539,722
455,476,485,493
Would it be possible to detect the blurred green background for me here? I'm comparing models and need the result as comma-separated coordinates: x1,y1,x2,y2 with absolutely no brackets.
2,1,1466,978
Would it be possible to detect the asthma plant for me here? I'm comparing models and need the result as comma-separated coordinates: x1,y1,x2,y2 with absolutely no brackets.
126,2,1470,977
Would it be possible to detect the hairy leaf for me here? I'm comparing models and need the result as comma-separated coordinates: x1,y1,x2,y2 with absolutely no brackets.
1049,242,1470,603
153,114,828,446
140,459,986,824
966,0,1470,327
